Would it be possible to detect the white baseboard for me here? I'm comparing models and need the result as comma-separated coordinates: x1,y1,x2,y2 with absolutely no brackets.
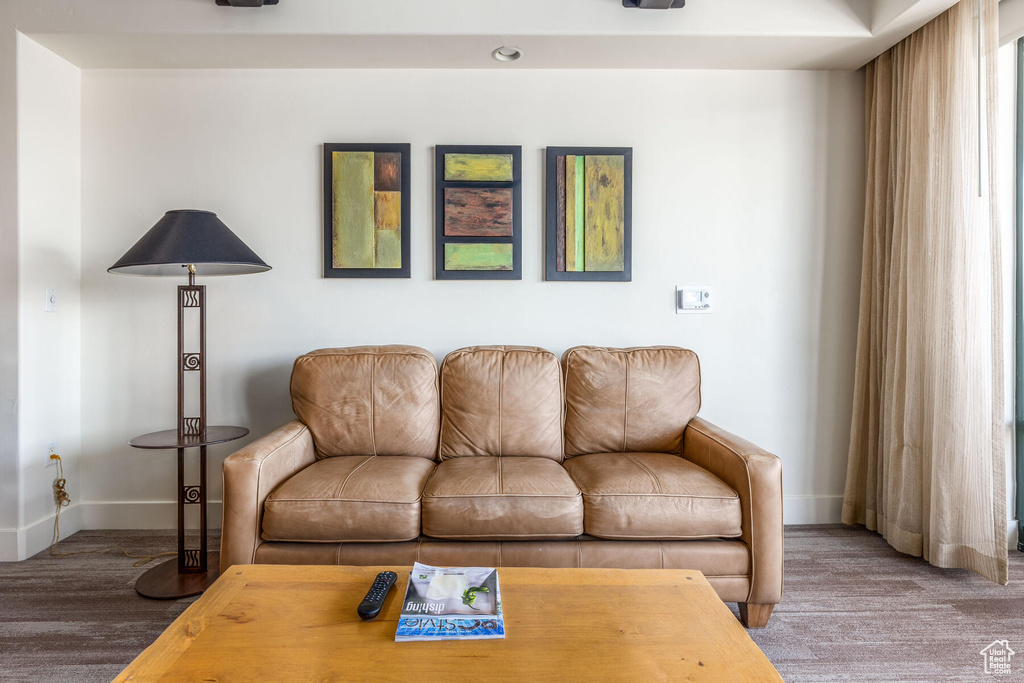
0,527,21,562
783,495,844,524
0,503,83,562
781,500,1020,548
80,500,223,530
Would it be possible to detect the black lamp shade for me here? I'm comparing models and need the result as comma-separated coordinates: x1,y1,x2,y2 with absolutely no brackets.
108,209,271,277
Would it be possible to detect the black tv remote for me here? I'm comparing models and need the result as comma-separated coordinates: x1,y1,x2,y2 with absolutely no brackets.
357,571,398,621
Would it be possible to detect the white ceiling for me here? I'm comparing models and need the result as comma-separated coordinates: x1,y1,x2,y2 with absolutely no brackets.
14,0,963,70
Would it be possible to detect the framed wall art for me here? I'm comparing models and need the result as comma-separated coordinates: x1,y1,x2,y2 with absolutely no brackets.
435,145,522,280
545,147,632,282
323,143,411,278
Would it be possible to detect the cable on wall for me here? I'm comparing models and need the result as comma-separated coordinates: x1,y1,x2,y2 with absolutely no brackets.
48,454,176,567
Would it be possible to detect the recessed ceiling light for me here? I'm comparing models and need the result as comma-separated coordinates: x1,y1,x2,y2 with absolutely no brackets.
492,46,523,62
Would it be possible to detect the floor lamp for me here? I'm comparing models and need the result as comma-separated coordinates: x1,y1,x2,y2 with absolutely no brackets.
109,209,270,599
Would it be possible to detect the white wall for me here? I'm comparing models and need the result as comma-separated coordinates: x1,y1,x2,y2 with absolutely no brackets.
0,14,22,559
12,34,82,559
1002,0,1024,45
79,67,866,528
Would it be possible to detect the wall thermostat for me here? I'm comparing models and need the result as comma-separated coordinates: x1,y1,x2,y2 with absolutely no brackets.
676,286,713,314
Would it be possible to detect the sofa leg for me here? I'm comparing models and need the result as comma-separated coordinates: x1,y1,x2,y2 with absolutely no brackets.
738,602,775,628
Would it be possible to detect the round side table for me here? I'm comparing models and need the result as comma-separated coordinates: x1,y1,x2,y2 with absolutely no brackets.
129,425,248,599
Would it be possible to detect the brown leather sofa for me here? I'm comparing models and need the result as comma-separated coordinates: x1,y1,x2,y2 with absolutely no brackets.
221,344,783,627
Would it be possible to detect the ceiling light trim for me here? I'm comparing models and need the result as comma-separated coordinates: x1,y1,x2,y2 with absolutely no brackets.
491,46,524,62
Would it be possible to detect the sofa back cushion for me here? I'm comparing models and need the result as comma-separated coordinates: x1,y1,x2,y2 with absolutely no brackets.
562,346,700,457
440,346,563,460
290,345,439,459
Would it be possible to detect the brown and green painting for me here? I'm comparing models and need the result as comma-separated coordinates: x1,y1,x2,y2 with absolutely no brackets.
443,188,513,237
546,147,632,282
323,143,410,278
435,145,522,280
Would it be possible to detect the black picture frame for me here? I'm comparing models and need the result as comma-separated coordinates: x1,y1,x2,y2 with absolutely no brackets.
323,143,411,279
545,146,632,282
435,145,523,280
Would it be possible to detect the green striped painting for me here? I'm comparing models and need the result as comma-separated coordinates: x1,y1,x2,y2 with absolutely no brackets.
548,147,631,282
555,154,624,272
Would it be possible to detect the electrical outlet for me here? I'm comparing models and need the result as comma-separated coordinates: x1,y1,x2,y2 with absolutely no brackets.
46,441,58,467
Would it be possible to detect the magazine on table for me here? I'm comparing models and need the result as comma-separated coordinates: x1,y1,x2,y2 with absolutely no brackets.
395,562,504,642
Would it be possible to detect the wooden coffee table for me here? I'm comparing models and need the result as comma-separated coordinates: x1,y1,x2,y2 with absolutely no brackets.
115,565,782,682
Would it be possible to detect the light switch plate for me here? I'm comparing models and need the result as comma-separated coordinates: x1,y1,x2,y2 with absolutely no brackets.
45,288,57,312
676,286,713,314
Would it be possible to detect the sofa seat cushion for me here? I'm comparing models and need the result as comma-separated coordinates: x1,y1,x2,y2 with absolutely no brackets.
422,457,583,540
262,456,435,543
562,452,741,540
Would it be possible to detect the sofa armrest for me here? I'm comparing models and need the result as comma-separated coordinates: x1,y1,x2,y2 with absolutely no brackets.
220,420,317,573
682,417,783,606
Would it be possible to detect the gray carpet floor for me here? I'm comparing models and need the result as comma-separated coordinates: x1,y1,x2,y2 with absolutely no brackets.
0,525,1021,682
743,525,1024,682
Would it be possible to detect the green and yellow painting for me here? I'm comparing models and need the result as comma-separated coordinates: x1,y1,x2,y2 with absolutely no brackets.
555,154,625,273
332,150,402,269
444,153,513,182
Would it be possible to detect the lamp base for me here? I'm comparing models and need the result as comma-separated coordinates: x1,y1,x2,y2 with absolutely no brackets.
135,552,221,600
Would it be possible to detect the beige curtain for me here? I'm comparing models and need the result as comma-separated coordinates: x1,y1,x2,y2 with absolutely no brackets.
842,0,1007,584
